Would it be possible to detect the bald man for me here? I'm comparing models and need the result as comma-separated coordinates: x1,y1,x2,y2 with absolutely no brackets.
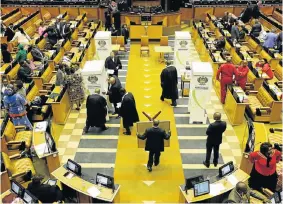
107,76,122,116
203,112,226,168
137,120,171,172
228,182,270,203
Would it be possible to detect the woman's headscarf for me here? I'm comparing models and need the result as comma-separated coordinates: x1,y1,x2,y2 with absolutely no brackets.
18,44,24,50
4,84,14,96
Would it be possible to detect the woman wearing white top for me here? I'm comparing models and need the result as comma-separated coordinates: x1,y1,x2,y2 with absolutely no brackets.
11,27,31,46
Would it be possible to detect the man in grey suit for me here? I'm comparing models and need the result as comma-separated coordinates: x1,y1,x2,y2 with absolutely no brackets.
231,21,240,42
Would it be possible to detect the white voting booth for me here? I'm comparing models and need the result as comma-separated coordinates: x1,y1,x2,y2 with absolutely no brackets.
174,31,191,77
82,60,110,120
188,62,213,124
94,31,111,61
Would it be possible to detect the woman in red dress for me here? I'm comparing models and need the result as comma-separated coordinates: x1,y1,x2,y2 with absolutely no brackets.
249,142,281,192
255,59,274,80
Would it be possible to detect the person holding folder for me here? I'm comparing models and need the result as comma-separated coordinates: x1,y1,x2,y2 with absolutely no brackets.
137,120,171,172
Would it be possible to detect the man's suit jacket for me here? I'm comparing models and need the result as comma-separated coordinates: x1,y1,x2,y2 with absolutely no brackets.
105,56,122,76
250,23,262,37
138,127,170,152
231,25,240,41
206,120,227,145
107,75,122,103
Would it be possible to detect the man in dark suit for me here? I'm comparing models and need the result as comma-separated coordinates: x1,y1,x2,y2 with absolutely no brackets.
250,20,262,37
105,51,122,76
27,175,63,203
160,60,178,106
104,10,112,31
137,120,171,172
121,24,129,45
4,23,15,42
120,88,139,135
203,112,227,168
107,76,122,116
84,88,108,133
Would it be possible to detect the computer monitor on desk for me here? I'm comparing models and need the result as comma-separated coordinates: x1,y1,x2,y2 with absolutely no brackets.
22,190,39,204
219,161,234,178
11,180,24,197
45,132,56,153
96,173,115,192
193,180,210,197
184,175,204,193
66,159,81,176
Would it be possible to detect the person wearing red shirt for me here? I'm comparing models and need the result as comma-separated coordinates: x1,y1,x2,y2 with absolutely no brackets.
255,59,274,80
235,60,249,90
216,58,236,104
249,142,281,192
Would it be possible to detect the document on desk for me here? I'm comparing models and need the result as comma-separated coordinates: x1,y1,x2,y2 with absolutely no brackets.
209,183,225,196
34,121,48,132
87,186,101,198
34,143,49,155
227,175,238,186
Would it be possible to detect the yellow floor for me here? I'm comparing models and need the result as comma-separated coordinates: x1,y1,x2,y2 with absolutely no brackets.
114,44,184,202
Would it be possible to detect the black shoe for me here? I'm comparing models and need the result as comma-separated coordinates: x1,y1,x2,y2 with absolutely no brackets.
171,102,177,107
203,161,210,168
83,127,89,133
160,96,164,101
147,166,152,172
101,126,109,131
213,162,218,167
154,161,159,166
123,131,131,135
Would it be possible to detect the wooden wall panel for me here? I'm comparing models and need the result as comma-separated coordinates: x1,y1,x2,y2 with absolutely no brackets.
261,6,274,15
180,8,193,21
1,7,16,15
79,8,99,20
132,1,160,6
194,7,214,20
40,7,60,18
59,8,79,19
20,8,37,16
214,7,233,17
233,7,245,16
98,8,106,23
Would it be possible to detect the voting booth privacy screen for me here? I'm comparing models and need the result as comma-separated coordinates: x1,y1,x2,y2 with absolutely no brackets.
94,31,111,60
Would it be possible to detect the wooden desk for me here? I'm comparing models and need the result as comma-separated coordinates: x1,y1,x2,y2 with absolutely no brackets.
46,86,71,124
111,45,120,52
224,87,249,125
52,166,120,203
33,122,60,175
154,46,173,63
130,25,162,40
179,169,250,203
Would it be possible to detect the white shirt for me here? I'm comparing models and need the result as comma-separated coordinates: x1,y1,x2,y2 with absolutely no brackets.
11,31,31,45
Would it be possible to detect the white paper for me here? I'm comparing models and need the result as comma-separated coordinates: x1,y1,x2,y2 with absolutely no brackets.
227,175,238,186
209,183,225,196
66,172,74,179
87,186,101,198
116,102,121,108
34,143,49,155
107,70,114,75
34,121,48,132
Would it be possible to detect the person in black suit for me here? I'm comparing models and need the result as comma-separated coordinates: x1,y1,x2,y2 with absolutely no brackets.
84,88,108,133
121,24,129,45
250,20,262,37
120,88,139,135
107,76,122,116
27,175,63,203
104,10,112,31
105,51,122,76
41,25,59,46
1,43,12,63
4,23,15,42
214,36,225,50
203,112,227,168
137,120,171,172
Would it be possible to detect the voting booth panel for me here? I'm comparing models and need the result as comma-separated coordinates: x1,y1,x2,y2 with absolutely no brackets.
174,31,191,77
94,31,112,61
188,62,213,124
136,121,170,148
82,60,110,121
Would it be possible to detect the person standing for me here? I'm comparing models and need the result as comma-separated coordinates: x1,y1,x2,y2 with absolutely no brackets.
84,88,108,133
203,112,226,168
4,23,15,42
160,61,178,107
263,29,277,49
231,21,240,42
248,142,281,192
1,43,13,63
14,80,26,98
15,44,27,63
137,120,171,172
216,57,236,104
18,61,33,83
55,64,65,86
121,24,129,45
250,20,262,37
105,51,122,77
104,10,112,31
64,68,84,110
119,88,139,135
107,76,122,116
3,84,32,130
235,60,249,90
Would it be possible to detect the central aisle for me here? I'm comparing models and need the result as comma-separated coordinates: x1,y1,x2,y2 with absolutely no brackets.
114,44,184,202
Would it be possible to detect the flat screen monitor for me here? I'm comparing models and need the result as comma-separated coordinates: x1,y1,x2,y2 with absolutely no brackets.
45,132,56,152
22,190,38,203
185,175,204,190
96,173,114,189
193,180,210,197
66,159,81,175
11,181,24,197
219,161,234,177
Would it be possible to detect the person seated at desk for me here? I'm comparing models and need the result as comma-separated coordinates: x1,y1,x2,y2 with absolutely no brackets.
41,25,59,47
227,182,271,203
235,60,249,91
15,44,27,63
4,23,15,42
38,22,47,37
250,19,262,38
248,142,282,192
263,29,277,49
11,27,31,47
214,36,225,50
1,43,13,63
27,175,64,203
18,61,33,83
255,59,274,80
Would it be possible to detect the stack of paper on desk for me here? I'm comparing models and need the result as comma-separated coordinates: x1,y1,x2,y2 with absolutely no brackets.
87,186,101,198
